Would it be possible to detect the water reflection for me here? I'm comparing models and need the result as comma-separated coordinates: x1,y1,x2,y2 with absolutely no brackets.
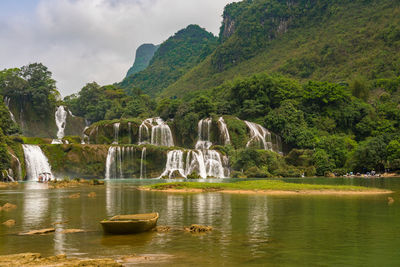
22,182,49,229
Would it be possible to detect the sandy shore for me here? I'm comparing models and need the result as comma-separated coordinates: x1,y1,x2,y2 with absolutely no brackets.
141,187,393,195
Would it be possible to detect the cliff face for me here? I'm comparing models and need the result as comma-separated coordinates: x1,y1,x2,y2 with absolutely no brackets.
125,44,159,78
120,24,218,97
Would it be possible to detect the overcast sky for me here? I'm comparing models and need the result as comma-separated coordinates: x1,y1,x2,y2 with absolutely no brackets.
0,0,238,97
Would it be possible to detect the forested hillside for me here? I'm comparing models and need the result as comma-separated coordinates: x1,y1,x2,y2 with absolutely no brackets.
120,24,218,97
164,0,400,97
125,44,159,78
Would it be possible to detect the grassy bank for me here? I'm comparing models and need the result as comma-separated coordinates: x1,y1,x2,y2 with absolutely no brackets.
145,180,391,194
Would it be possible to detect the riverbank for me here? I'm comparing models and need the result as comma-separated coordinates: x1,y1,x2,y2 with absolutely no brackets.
0,253,172,266
141,180,392,195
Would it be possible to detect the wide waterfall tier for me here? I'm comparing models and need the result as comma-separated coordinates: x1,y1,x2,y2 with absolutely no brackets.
22,145,53,181
244,121,282,153
160,149,229,179
139,117,174,147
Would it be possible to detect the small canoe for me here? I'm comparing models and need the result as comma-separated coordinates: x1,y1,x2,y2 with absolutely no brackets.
101,213,159,234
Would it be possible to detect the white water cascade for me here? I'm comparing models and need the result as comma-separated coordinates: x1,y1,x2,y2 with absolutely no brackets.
159,118,229,179
22,145,53,181
218,117,231,145
4,97,16,123
139,118,174,147
244,121,282,153
105,146,136,179
159,150,186,178
52,106,68,144
195,118,212,150
140,147,147,179
113,123,120,144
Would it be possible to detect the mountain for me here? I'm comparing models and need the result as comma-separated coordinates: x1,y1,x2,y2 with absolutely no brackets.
125,43,159,78
162,0,400,97
120,24,218,97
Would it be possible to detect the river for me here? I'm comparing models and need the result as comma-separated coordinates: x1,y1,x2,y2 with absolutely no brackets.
1,178,399,266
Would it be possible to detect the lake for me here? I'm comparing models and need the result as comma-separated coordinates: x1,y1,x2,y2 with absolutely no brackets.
1,178,399,266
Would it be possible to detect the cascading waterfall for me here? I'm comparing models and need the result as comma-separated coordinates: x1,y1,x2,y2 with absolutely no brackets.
244,120,282,153
4,97,16,123
159,150,186,178
81,126,89,144
113,123,120,144
195,118,212,150
140,147,146,179
244,121,273,150
139,118,174,147
52,106,68,144
217,117,231,145
105,146,137,179
22,144,53,181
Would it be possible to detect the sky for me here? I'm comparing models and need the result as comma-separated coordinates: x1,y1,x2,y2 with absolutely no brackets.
0,0,238,97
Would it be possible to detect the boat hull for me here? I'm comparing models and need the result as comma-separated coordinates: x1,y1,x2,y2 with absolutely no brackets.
101,213,159,234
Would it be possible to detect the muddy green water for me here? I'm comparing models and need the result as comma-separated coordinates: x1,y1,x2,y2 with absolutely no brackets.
1,178,400,266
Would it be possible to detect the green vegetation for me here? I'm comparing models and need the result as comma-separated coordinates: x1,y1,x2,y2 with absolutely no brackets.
125,44,159,77
147,180,383,192
64,82,154,123
120,25,218,97
164,0,400,97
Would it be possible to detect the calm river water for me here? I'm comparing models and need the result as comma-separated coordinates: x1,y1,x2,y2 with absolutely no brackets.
1,178,400,266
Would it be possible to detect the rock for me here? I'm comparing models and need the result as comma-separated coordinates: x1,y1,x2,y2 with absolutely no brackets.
184,224,213,233
68,193,80,199
88,192,96,198
153,226,171,233
2,219,16,227
19,228,55,236
60,229,85,234
388,197,395,204
0,253,121,266
1,203,17,211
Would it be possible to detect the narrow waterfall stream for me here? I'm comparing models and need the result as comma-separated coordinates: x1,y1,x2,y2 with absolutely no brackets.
22,144,53,181
113,123,120,144
140,147,146,179
52,106,68,144
9,152,22,180
4,96,16,123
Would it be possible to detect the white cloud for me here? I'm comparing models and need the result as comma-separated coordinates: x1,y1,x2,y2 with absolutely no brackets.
0,0,238,96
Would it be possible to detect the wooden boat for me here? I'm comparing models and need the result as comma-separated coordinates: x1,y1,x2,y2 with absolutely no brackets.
100,213,159,234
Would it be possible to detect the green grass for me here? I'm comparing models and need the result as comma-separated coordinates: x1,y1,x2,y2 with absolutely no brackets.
147,180,383,192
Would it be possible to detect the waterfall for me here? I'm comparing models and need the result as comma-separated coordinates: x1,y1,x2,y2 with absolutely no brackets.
4,97,16,123
52,106,68,144
81,126,89,144
244,121,282,153
244,121,273,150
159,150,186,178
195,118,212,150
218,117,231,145
139,118,174,147
105,147,117,180
140,147,147,179
184,150,228,178
105,146,138,179
22,145,53,181
9,153,22,180
113,123,120,144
